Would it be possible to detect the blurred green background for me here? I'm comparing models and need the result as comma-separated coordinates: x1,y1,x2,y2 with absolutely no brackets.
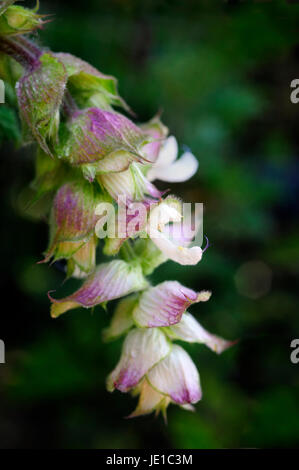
1,0,299,449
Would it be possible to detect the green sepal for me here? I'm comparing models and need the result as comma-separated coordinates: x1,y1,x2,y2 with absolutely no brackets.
55,52,131,113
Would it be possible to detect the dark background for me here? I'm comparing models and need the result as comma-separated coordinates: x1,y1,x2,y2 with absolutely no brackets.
0,0,299,448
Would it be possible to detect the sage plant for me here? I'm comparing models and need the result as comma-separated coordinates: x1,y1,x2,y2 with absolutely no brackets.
0,1,234,418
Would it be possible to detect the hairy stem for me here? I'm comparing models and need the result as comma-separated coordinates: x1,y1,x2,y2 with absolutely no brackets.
0,34,79,115
0,35,41,69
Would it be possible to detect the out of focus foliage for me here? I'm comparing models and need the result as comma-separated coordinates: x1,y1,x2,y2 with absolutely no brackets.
0,0,298,448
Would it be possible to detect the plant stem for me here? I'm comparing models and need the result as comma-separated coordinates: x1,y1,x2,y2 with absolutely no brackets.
62,89,78,117
0,34,79,115
120,240,137,262
0,36,40,69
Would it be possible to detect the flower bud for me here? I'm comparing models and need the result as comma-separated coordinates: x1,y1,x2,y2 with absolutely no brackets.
43,180,102,270
17,53,68,155
0,2,44,36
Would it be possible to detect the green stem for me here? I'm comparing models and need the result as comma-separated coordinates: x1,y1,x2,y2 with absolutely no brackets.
120,240,137,262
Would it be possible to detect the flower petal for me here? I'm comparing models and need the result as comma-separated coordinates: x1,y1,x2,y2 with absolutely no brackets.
99,162,162,202
129,379,169,418
147,345,202,405
50,260,148,318
148,196,182,233
140,116,168,163
152,151,198,183
167,312,233,354
133,281,205,327
151,135,178,169
107,328,171,392
151,230,203,265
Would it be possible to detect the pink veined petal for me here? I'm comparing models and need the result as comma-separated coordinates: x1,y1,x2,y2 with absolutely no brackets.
133,281,205,327
152,151,198,183
49,260,147,317
107,328,171,392
147,345,202,405
168,312,234,354
150,229,202,266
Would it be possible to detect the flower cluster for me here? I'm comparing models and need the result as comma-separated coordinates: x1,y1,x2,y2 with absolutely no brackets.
0,1,234,418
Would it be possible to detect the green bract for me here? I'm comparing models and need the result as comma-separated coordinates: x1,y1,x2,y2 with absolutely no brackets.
55,53,130,112
56,107,151,181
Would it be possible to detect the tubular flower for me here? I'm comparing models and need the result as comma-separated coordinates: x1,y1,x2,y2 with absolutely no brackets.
98,116,167,202
146,196,203,265
106,290,232,418
106,328,171,393
100,194,203,264
0,7,236,421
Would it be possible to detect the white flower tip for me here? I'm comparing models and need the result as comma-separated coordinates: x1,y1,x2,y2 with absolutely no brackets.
213,338,239,355
197,290,212,302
